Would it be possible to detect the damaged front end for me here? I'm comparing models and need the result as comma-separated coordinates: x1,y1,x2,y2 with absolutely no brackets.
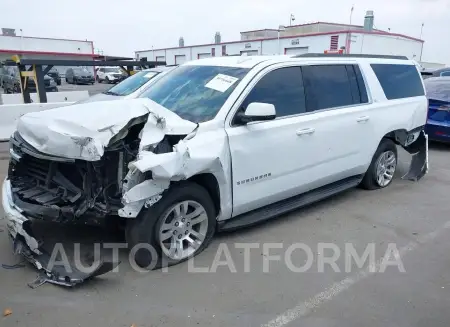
2,98,199,287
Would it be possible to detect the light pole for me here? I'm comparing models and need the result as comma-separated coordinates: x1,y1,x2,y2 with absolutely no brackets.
278,25,286,55
419,23,424,62
349,5,354,25
289,14,295,26
19,29,23,52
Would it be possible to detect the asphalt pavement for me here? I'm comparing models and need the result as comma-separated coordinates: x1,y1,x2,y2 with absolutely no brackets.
1,144,450,327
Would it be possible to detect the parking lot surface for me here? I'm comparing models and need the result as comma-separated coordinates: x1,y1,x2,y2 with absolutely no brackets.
1,144,450,327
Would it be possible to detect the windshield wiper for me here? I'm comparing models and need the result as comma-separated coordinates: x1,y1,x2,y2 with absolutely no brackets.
103,91,121,96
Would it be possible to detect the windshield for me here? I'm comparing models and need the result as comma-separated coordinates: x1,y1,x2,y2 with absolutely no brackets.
104,70,160,96
140,65,249,122
424,78,450,102
104,68,121,73
75,68,91,75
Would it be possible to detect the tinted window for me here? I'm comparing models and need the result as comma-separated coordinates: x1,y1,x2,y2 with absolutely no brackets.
441,71,450,77
302,65,354,111
371,64,424,100
141,65,249,123
242,67,306,117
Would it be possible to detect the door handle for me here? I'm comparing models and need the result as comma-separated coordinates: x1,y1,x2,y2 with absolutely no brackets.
296,128,315,136
356,116,370,123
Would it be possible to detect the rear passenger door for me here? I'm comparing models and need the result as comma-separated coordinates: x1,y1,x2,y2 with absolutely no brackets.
300,64,372,179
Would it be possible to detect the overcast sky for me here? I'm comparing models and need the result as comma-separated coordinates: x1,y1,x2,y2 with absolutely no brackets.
2,0,449,64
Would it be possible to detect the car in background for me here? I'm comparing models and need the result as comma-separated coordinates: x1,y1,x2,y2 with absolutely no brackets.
424,77,450,142
65,68,95,85
47,68,61,85
2,67,58,93
77,66,175,103
421,67,450,79
0,66,11,88
96,67,127,84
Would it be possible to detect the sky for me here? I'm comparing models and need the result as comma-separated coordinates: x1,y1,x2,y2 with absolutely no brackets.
1,0,449,64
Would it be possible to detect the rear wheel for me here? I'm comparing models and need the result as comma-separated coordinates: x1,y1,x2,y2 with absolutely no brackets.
360,138,398,190
126,181,216,268
105,76,110,84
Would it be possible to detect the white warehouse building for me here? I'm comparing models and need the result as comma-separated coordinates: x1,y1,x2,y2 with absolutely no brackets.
135,11,424,66
0,28,96,74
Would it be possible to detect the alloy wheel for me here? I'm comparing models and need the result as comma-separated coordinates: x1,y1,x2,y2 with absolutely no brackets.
375,150,396,187
158,200,208,260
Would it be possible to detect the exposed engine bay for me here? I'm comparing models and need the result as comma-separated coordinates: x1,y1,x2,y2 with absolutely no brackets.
8,117,184,224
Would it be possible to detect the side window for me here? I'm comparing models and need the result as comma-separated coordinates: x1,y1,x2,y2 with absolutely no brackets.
371,64,425,100
441,71,450,77
302,65,355,111
242,67,306,118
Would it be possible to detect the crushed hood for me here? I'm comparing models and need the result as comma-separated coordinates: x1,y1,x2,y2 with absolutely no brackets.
16,98,197,161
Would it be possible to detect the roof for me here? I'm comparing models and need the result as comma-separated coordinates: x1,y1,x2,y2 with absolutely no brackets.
184,54,414,69
186,55,279,68
0,49,95,57
0,34,93,44
136,29,423,53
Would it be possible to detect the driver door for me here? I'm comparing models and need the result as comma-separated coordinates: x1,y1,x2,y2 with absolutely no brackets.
226,66,321,216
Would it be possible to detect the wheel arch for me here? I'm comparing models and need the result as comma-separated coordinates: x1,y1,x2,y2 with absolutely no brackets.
187,173,220,216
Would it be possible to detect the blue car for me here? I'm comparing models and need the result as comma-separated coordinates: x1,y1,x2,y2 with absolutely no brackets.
424,77,450,142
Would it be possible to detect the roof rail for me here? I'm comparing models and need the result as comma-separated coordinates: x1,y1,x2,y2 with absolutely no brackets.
293,53,408,60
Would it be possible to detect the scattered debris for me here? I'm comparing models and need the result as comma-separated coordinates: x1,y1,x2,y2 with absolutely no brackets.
3,308,12,317
2,263,25,270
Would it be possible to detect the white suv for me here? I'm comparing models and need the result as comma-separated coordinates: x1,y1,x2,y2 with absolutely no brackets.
2,54,428,285
96,66,126,84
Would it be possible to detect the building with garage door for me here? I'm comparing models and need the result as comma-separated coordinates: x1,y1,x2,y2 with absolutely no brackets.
135,11,424,66
0,28,96,74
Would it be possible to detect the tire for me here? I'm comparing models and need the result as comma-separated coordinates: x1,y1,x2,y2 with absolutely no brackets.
126,181,216,269
360,138,398,190
73,77,77,85
57,80,61,86
96,75,100,83
65,77,68,83
105,76,110,84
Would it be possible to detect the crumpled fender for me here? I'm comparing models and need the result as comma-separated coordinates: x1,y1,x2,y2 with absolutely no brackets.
119,129,232,219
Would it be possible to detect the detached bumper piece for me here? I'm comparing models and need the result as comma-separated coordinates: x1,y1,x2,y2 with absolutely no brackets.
402,130,428,181
3,180,120,288
13,237,119,289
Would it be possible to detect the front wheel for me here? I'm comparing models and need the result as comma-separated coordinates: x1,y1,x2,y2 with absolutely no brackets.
126,181,216,268
360,138,398,190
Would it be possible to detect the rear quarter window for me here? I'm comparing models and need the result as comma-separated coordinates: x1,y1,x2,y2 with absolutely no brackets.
371,64,425,100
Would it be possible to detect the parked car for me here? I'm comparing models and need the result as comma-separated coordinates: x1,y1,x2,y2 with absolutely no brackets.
65,68,94,85
77,66,175,103
96,67,127,84
421,67,450,79
0,66,11,89
2,55,428,284
47,68,61,85
2,67,58,93
424,77,450,142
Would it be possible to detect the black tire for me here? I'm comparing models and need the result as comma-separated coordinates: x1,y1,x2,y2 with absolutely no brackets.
65,77,68,83
57,80,61,86
105,76,110,84
96,75,100,83
360,138,398,190
126,181,216,269
73,77,77,85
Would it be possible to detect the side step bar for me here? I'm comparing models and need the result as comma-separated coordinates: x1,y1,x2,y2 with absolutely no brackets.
218,175,363,231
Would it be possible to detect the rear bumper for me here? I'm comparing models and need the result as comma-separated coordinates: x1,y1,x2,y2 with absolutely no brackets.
2,179,119,287
425,122,450,143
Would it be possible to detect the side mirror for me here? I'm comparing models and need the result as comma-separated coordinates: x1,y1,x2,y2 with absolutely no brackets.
235,102,276,125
